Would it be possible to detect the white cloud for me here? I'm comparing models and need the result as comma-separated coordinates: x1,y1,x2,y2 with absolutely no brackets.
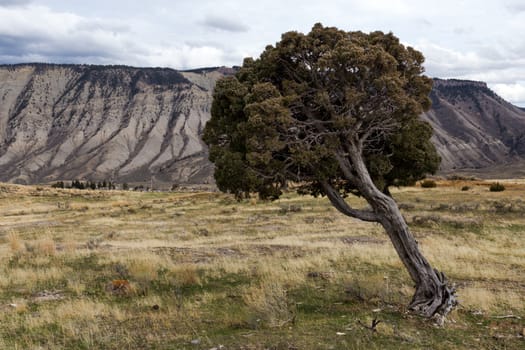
505,0,525,13
0,3,251,69
416,42,504,77
0,5,135,63
414,40,525,105
1,1,525,105
142,45,228,69
492,83,525,106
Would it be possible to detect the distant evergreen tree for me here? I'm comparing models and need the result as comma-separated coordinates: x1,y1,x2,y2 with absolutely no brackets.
71,180,86,190
51,181,65,189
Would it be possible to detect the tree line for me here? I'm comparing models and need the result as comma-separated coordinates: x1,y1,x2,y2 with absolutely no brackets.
51,180,125,190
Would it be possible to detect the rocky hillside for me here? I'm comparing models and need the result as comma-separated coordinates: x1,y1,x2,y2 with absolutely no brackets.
423,79,525,172
0,64,234,185
1,64,524,185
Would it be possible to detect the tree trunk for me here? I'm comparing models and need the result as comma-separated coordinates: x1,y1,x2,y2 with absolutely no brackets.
370,191,457,318
336,148,457,319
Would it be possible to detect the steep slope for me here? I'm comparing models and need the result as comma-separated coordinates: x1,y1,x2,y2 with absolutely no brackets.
0,64,229,185
1,65,525,185
422,79,525,171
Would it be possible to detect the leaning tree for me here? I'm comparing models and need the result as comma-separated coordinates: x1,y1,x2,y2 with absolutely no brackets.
203,23,456,318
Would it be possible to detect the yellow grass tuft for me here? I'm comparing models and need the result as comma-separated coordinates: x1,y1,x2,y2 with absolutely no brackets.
243,278,295,328
459,285,525,312
172,263,201,287
35,237,57,256
7,231,24,253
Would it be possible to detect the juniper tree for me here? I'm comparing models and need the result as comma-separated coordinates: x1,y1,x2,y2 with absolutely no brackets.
203,23,456,318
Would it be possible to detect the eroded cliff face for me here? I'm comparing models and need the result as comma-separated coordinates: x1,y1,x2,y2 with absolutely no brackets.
1,65,524,185
422,79,525,171
0,64,229,184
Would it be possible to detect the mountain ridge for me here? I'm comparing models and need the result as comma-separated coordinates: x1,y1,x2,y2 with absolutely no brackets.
423,78,525,172
1,64,524,185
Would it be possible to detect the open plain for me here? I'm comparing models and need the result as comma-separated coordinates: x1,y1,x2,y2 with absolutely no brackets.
0,180,523,349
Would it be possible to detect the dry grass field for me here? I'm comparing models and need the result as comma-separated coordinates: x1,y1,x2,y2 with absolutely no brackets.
0,180,524,349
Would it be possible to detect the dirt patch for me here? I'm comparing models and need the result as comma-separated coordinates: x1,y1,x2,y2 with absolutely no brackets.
252,244,306,257
254,224,286,233
152,246,215,263
215,247,244,257
32,290,64,302
0,220,61,232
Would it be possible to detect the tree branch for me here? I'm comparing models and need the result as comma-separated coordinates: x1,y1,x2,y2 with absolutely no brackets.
334,151,359,183
320,181,378,222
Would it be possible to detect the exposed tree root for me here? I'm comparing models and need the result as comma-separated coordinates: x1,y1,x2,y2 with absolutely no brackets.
409,269,458,321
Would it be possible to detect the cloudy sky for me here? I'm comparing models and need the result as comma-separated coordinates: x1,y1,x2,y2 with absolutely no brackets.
1,0,525,106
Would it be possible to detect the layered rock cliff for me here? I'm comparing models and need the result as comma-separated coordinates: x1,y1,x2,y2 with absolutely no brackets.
422,79,525,171
1,64,524,185
0,64,233,185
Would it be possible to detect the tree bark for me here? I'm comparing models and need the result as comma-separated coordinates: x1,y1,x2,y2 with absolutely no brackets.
368,191,457,318
332,146,457,318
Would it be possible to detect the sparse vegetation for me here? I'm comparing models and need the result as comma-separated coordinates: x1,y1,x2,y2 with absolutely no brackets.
446,174,477,181
0,181,524,349
489,182,506,192
420,179,437,188
51,179,118,190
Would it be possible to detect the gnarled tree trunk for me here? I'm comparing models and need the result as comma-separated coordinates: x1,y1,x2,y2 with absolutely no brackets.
324,146,457,319
369,191,457,318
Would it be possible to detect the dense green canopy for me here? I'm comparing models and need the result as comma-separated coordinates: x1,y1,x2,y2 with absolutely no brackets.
203,23,440,200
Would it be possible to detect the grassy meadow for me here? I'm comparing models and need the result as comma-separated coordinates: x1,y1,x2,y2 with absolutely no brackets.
0,180,524,349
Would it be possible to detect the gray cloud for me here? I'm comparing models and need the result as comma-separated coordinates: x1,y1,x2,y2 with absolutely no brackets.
202,15,248,32
0,5,139,65
0,4,241,69
0,34,122,65
505,1,525,13
0,0,31,6
0,1,524,105
73,19,130,34
0,34,24,55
